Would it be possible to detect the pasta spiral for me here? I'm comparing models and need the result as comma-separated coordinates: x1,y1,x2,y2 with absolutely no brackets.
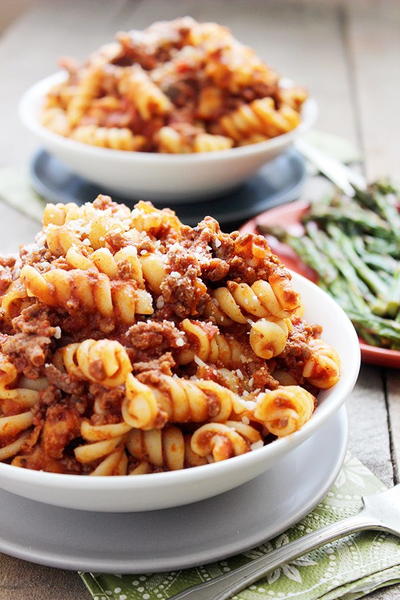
177,318,245,367
0,355,40,408
253,386,315,436
249,318,290,359
72,125,146,151
0,415,33,461
220,97,301,142
41,107,70,136
126,425,200,471
122,374,244,430
130,201,182,236
20,265,153,323
90,448,129,476
191,420,262,462
207,277,300,326
157,128,232,153
67,67,103,127
0,356,40,461
303,339,341,389
43,202,96,226
65,246,145,288
44,223,83,257
157,126,192,154
193,133,233,153
57,339,132,388
118,64,172,120
74,418,130,475
1,280,28,321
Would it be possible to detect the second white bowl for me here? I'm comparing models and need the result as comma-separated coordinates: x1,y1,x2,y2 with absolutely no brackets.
19,72,317,202
0,272,360,512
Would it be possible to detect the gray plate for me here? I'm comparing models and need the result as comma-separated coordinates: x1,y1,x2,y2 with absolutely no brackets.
30,149,306,227
0,408,347,573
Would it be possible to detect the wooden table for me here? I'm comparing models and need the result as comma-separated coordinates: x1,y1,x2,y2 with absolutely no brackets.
0,1,399,598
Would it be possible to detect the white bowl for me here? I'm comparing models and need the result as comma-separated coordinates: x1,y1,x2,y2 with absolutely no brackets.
19,72,317,203
0,272,360,512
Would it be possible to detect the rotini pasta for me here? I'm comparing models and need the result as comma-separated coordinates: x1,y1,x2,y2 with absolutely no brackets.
157,128,232,153
130,200,182,236
125,425,204,471
0,356,40,461
41,107,70,136
0,195,339,475
191,421,262,462
177,319,246,367
118,64,173,120
122,374,243,430
208,278,300,326
67,66,103,127
20,265,153,324
41,18,307,153
57,339,132,388
1,280,28,321
219,98,301,142
249,318,289,359
71,125,146,151
65,246,145,288
303,339,341,389
253,386,315,436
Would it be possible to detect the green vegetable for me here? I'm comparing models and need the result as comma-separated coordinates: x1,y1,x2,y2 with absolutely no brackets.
259,178,400,350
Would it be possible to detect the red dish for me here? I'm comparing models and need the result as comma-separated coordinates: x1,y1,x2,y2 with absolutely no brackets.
241,200,400,368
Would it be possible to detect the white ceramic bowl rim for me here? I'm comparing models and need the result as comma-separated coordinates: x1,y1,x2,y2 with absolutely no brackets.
19,71,318,163
0,271,360,489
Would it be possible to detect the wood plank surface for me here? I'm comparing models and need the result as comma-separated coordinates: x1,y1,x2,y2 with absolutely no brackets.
0,1,398,599
344,0,400,483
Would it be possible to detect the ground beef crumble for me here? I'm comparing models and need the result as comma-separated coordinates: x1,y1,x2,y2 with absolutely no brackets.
1,332,52,378
125,320,184,360
41,402,82,459
160,247,209,317
132,352,175,376
45,364,85,395
0,256,16,295
275,318,322,381
12,303,57,337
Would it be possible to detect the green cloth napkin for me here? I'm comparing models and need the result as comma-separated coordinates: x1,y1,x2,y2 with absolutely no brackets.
0,165,44,222
79,454,400,600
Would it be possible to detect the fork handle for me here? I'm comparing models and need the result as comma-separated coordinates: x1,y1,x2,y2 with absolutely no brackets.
171,512,384,600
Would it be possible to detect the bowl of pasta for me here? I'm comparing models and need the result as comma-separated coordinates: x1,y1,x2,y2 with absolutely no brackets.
19,17,317,202
0,197,359,512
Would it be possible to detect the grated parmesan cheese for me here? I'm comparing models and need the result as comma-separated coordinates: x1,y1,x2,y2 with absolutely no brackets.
245,400,257,410
175,337,185,347
194,355,208,368
156,296,165,309
53,326,62,339
251,441,264,451
241,416,250,425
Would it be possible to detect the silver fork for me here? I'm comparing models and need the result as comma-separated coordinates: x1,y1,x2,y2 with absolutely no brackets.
296,139,367,197
171,485,400,600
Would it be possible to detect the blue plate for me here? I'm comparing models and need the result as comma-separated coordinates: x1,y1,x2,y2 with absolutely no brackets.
30,149,306,228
